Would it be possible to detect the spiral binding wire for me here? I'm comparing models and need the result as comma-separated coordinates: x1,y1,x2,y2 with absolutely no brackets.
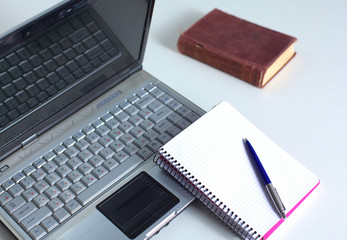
155,148,262,240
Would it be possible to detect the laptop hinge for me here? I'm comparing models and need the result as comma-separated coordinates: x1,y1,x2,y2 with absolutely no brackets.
21,134,38,147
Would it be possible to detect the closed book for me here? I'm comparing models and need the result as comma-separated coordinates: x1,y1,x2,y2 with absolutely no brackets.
154,101,319,239
177,9,297,88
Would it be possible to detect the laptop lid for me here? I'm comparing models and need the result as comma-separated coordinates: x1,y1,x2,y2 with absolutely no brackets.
0,0,155,162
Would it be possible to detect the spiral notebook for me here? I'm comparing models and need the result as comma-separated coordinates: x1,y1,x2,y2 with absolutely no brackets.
154,101,319,240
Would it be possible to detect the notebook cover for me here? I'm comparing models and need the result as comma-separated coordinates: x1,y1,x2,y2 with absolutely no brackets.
177,9,297,88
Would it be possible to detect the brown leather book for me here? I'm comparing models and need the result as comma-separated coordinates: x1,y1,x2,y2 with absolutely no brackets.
177,9,297,88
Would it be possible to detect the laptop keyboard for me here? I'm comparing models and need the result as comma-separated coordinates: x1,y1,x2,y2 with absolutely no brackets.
0,9,120,129
0,82,201,239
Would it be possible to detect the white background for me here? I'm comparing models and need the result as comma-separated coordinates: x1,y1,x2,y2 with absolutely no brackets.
1,0,347,239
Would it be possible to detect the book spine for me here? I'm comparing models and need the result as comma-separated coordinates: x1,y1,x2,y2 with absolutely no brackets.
177,35,264,87
154,149,262,240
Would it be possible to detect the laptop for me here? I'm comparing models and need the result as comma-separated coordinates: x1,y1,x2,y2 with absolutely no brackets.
0,0,205,239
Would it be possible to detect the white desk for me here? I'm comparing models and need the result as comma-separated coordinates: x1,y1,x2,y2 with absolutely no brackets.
1,0,347,239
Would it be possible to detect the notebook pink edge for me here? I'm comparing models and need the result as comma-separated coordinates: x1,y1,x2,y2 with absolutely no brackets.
262,179,321,239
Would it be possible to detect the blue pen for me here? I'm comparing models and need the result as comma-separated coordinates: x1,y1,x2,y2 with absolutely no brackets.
244,138,287,219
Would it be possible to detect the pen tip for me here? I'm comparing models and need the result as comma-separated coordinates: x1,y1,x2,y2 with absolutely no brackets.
243,138,248,143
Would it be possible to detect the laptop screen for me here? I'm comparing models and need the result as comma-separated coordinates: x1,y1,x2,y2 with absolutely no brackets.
0,0,155,161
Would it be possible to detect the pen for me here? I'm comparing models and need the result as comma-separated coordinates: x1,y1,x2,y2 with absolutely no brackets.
243,138,287,219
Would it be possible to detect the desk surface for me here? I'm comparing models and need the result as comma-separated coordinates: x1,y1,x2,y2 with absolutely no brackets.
1,0,347,240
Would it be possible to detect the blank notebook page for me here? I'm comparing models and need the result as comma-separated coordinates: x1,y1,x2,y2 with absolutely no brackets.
161,101,319,236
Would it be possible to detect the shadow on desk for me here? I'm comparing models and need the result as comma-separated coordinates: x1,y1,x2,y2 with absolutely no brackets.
154,8,205,52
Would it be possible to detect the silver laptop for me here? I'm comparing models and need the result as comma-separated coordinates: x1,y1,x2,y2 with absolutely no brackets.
0,0,205,239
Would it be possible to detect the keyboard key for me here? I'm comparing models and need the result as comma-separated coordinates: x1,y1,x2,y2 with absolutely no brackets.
88,155,104,167
67,157,83,170
64,199,81,214
41,216,58,232
176,105,191,117
105,118,119,129
166,125,181,137
108,128,124,140
115,111,130,122
22,188,38,201
153,119,172,133
135,95,155,109
8,184,24,197
81,174,97,187
123,144,139,156
77,156,142,206
12,172,25,183
102,159,119,171
77,149,92,162
139,119,154,131
44,186,61,200
137,147,153,160
69,27,90,44
1,179,15,191
113,151,129,163
78,163,93,175
99,147,114,160
53,154,69,166
157,133,172,144
85,132,100,143
47,198,64,212
149,105,172,123
58,190,75,204
186,111,201,123
56,178,72,192
43,151,56,161
20,176,36,189
133,136,150,148
158,94,173,104
75,139,90,151
56,165,72,177
33,180,49,194
147,140,162,152
119,132,134,144
29,225,47,240
128,115,143,126
53,208,70,224
31,169,47,182
33,158,46,168
64,146,79,158
92,166,108,179
0,59,10,72
33,194,50,208
21,206,52,232
144,129,159,141
130,126,145,138
66,170,83,183
12,202,38,222
42,161,58,173
88,142,103,155
148,100,163,112
99,135,113,147
4,196,26,214
16,47,31,60
44,172,60,186
70,182,86,195
176,118,191,130
6,53,21,65
85,44,104,60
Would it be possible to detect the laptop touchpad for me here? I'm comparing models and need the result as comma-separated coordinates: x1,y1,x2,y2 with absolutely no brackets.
97,172,179,239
